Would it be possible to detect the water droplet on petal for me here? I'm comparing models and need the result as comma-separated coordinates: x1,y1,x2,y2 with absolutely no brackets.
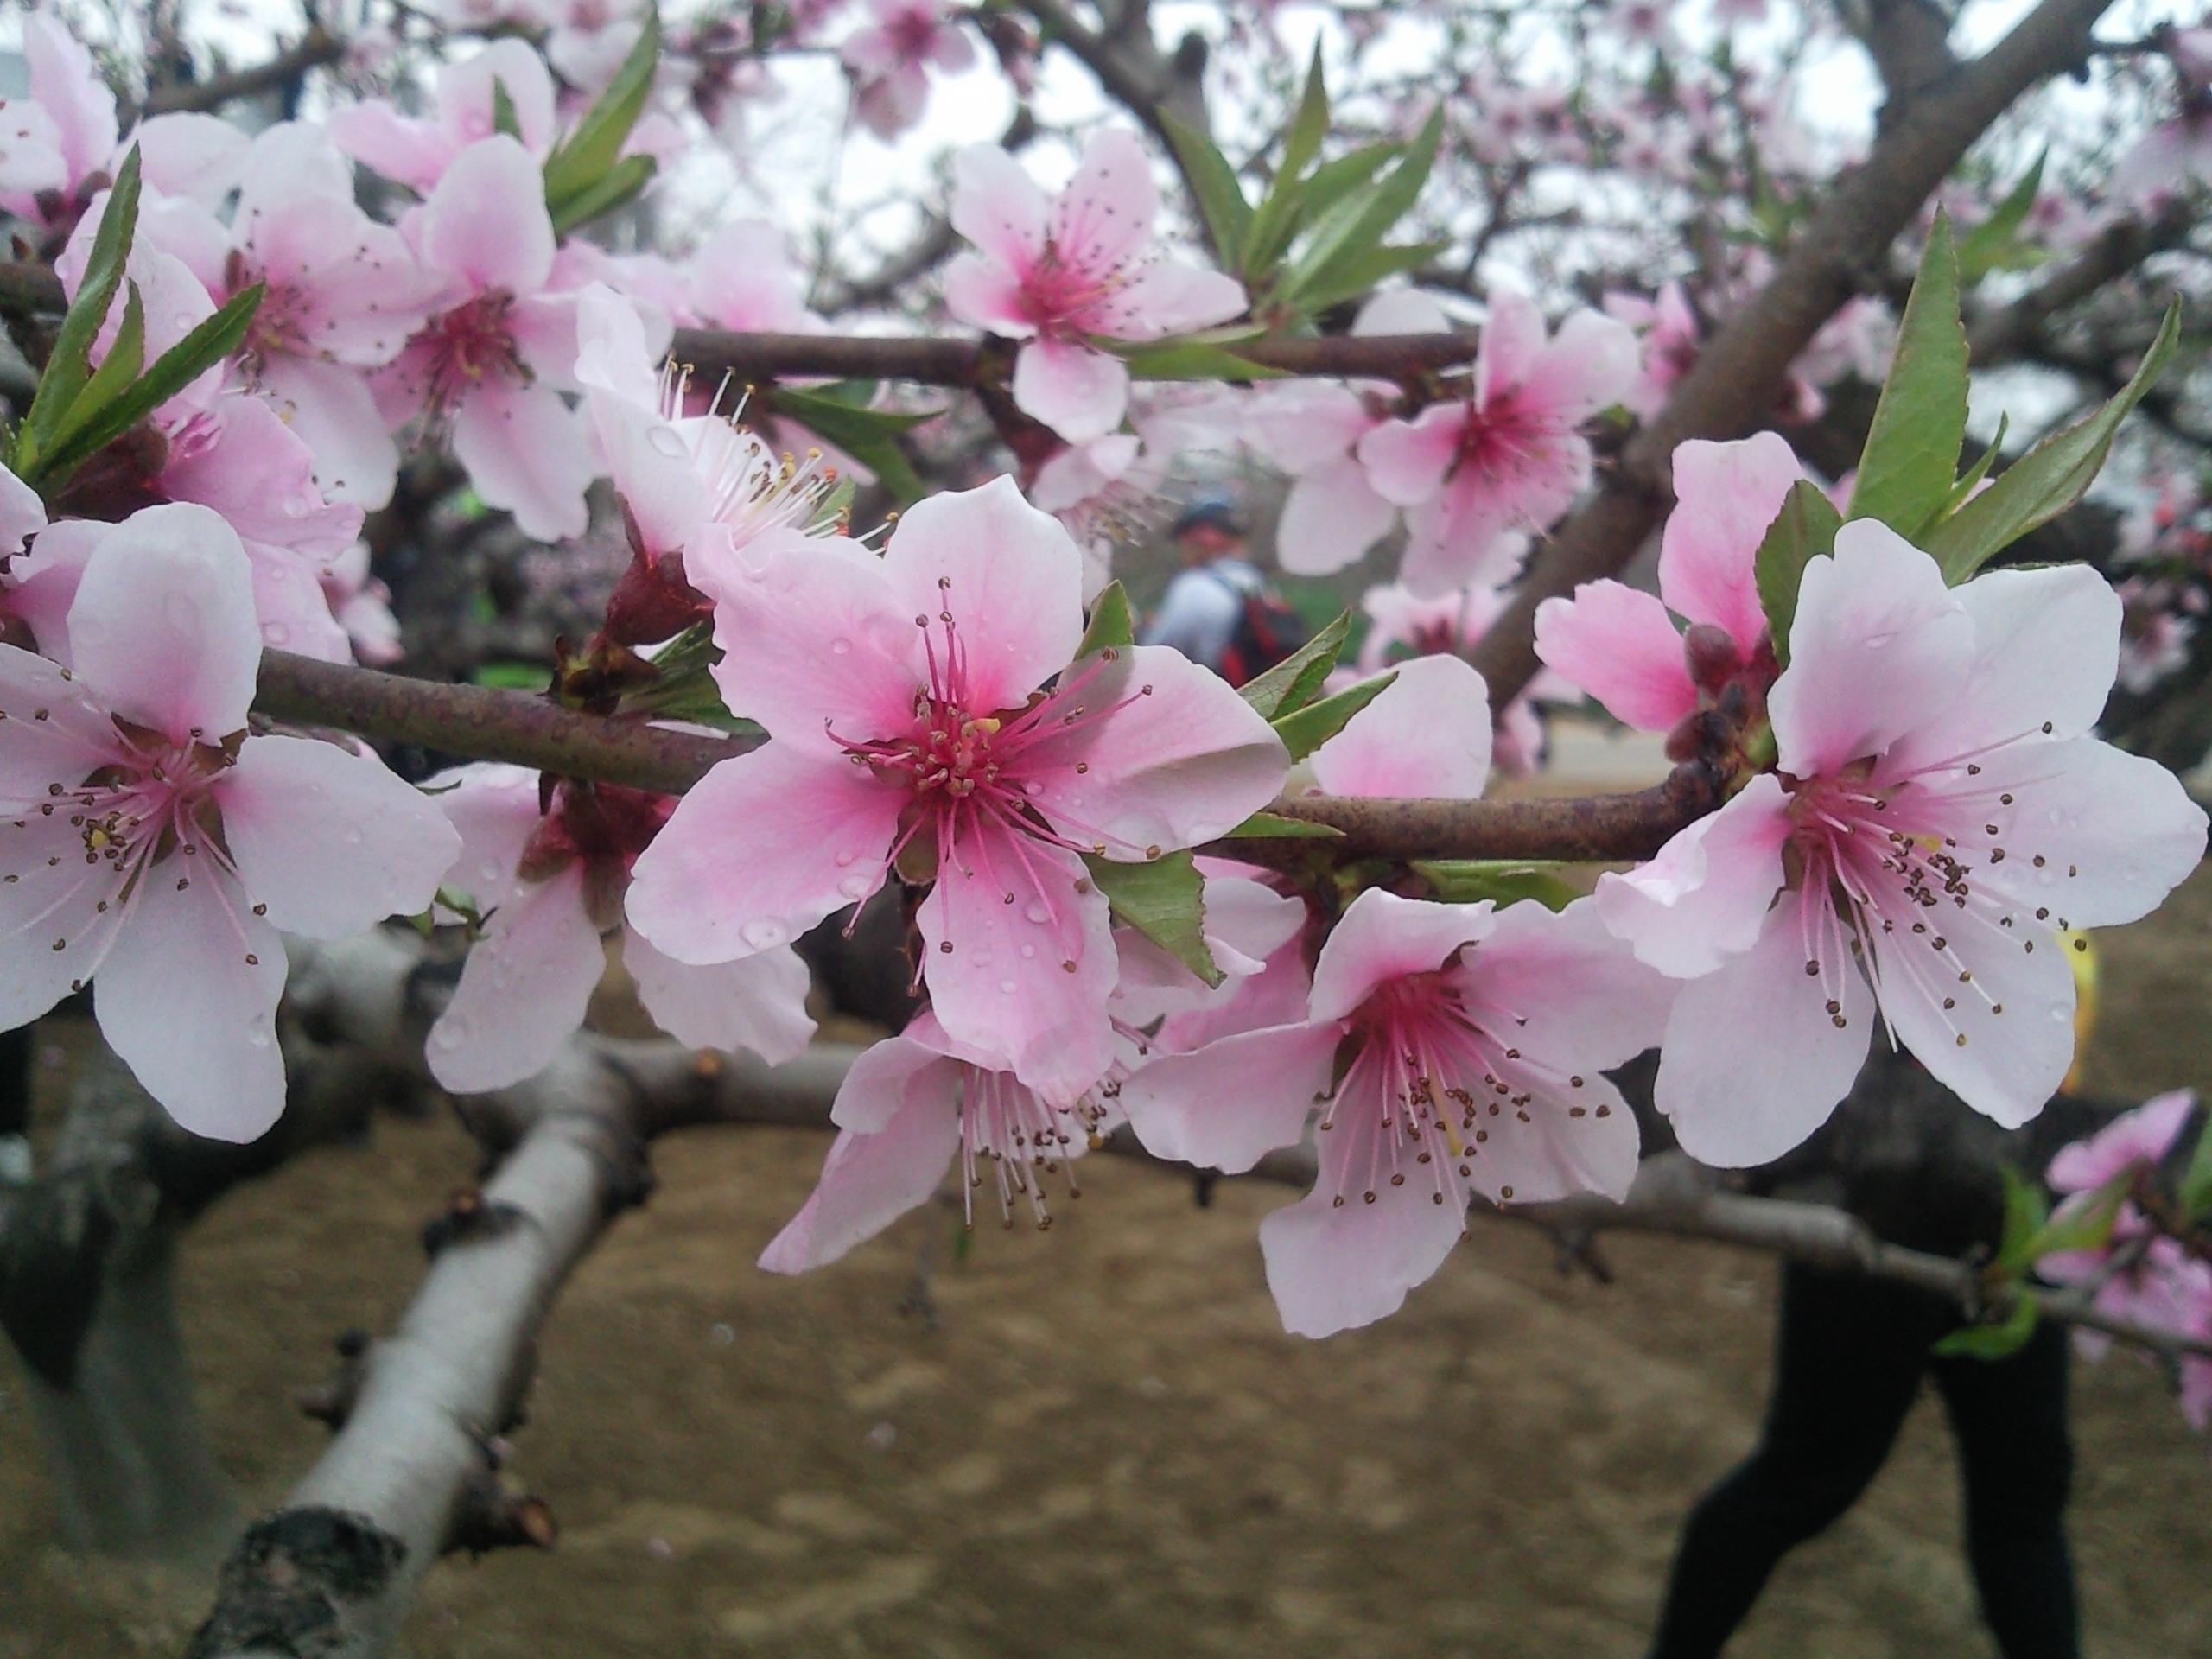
647,426,688,460
1023,903,1050,925
830,638,852,656
999,979,1017,994
740,919,787,949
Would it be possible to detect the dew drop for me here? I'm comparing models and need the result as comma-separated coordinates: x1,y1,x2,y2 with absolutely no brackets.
830,637,852,656
740,919,787,949
1022,902,1050,925
998,979,1017,995
647,426,689,459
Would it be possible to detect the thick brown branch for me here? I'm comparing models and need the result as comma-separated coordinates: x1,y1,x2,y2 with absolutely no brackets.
667,327,1477,385
251,648,1715,861
1471,0,2120,705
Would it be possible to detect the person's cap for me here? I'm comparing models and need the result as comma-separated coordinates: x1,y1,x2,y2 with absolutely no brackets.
1172,494,1246,537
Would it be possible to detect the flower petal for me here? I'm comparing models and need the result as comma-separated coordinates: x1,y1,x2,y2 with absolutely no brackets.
1259,1148,1465,1338
950,143,1047,270
1311,655,1492,800
1277,454,1398,577
1593,774,1793,977
427,864,606,1093
1052,127,1156,279
626,746,904,963
1013,336,1130,443
1309,887,1494,1024
1119,1019,1343,1171
219,734,459,937
624,929,817,1064
758,1077,960,1274
419,134,555,295
94,868,288,1141
880,475,1084,714
1532,580,1699,731
1357,404,1463,505
450,379,593,543
1658,433,1799,651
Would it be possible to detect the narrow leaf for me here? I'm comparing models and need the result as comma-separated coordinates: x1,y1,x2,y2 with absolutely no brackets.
1158,109,1252,270
1930,411,2008,527
1848,213,1967,537
1270,670,1395,762
1279,110,1441,309
1995,1164,2050,1269
548,152,657,237
772,385,934,505
490,76,523,141
16,146,141,475
1752,480,1845,665
1240,44,1331,279
542,6,661,214
48,280,146,454
1073,582,1135,659
1931,1291,2040,1360
1221,810,1344,840
1120,340,1281,381
2023,1173,2126,1261
1296,139,1402,226
1924,301,2184,583
1083,850,1221,987
1410,860,1580,911
1290,239,1452,315
2179,1109,2212,1220
31,283,264,491
1956,152,2048,283
1238,611,1350,719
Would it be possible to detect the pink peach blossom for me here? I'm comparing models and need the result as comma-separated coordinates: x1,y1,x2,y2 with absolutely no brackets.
1357,289,1635,594
425,765,814,1092
0,505,455,1139
626,477,1287,1101
944,129,1246,442
1534,431,1801,732
1600,523,2208,1166
1120,888,1671,1336
842,0,976,140
329,38,561,193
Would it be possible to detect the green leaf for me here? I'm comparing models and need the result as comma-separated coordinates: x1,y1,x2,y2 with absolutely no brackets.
548,152,657,237
1752,480,1845,665
1411,859,1580,910
1120,340,1281,381
490,75,524,141
1083,849,1221,986
1956,151,2047,284
542,5,661,219
1995,1164,2051,1270
2023,1170,2126,1261
30,283,264,491
1270,670,1395,762
1929,411,2008,527
2179,1108,2212,1220
1848,213,1967,537
1240,45,1330,280
1289,238,1452,315
1159,109,1252,270
1924,301,2184,583
1279,110,1442,311
1932,1291,2040,1360
771,385,934,505
1295,139,1402,226
472,662,551,690
1221,810,1344,840
16,146,140,479
1238,611,1350,719
48,280,145,451
1073,582,1135,659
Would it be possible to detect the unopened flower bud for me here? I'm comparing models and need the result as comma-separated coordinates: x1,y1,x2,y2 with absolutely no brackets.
1681,623,1741,696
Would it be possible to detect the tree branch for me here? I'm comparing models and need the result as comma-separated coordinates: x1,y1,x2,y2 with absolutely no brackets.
251,647,1720,863
1469,0,2122,706
140,29,346,117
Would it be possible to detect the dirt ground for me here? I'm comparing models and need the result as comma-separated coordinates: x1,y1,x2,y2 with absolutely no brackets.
3,874,2210,1657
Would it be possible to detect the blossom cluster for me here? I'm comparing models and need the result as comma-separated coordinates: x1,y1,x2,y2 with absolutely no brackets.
0,6,2206,1358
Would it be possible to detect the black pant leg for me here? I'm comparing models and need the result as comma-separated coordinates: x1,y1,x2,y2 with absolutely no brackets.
1932,1319,2080,1659
1648,1265,1951,1659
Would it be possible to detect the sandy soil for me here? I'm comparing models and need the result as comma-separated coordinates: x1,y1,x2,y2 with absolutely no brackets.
3,875,2209,1659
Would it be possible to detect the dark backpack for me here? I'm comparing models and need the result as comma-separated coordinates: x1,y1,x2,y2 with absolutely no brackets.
1211,570,1309,688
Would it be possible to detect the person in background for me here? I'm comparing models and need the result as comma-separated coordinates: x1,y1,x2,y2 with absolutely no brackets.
1140,495,1306,684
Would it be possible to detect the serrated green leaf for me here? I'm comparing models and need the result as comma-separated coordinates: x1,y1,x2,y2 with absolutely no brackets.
1849,213,1967,537
1159,109,1252,270
1238,611,1350,719
1932,1291,2040,1360
543,6,660,216
1753,480,1844,665
772,385,934,505
16,146,140,478
1289,239,1452,315
1957,151,2047,284
1924,301,2183,583
2179,1108,2212,1219
29,282,264,491
1120,340,1280,381
1240,45,1330,280
1074,582,1134,658
1410,860,1580,910
1271,670,1395,761
1279,110,1441,310
491,75,523,141
1221,810,1344,840
549,151,658,236
1083,849,1221,986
